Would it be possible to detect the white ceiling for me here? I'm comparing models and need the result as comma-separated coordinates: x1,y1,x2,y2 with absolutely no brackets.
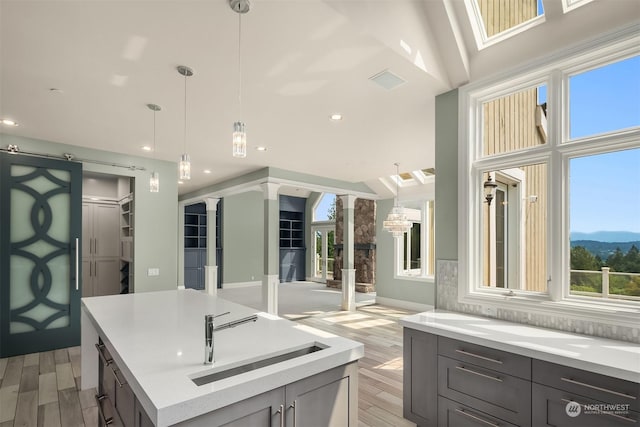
1,0,638,196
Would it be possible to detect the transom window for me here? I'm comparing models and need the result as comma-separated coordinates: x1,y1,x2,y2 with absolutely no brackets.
459,29,639,321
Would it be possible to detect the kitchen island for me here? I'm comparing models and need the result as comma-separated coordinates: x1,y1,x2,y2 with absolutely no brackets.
81,289,364,426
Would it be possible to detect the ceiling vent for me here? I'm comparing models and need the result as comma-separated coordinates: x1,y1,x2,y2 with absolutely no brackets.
369,70,406,90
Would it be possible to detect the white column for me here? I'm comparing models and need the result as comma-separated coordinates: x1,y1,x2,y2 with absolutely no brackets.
340,194,357,311
262,183,280,314
204,198,219,296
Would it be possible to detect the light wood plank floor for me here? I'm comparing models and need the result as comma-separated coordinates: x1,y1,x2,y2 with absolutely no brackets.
0,304,415,427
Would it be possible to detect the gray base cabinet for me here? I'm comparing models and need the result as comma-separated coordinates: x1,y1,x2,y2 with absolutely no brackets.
178,362,357,427
97,336,358,426
402,328,639,427
403,328,437,425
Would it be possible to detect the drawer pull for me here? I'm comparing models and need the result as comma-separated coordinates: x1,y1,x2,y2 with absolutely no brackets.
455,409,500,426
111,367,128,387
561,399,637,423
456,365,503,382
455,349,503,365
560,377,636,400
95,394,114,425
95,343,113,366
276,404,284,427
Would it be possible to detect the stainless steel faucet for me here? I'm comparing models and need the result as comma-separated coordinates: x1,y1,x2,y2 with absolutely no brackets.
205,312,258,365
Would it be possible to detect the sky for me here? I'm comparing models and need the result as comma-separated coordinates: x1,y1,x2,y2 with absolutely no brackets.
315,193,335,221
568,55,640,234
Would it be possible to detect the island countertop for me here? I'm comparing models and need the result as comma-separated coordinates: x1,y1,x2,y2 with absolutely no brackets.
80,289,364,426
400,309,640,382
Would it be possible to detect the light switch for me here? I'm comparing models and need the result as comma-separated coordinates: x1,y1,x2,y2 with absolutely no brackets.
148,268,160,276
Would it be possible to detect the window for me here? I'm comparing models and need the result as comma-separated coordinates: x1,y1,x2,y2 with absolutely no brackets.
313,193,336,222
396,201,435,279
466,0,545,49
459,29,640,322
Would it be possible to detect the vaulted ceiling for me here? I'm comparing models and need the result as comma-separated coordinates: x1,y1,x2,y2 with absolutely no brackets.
1,0,638,195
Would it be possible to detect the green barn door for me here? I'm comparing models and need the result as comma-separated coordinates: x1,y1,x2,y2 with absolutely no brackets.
0,152,82,357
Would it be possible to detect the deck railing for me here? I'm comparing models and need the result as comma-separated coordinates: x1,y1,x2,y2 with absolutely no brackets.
569,267,640,301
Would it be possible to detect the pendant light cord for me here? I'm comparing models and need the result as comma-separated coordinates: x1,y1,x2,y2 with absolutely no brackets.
238,10,243,120
394,162,400,207
183,74,187,152
153,110,157,159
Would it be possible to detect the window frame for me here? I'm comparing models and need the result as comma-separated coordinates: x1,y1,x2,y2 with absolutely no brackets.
395,200,435,281
457,25,640,327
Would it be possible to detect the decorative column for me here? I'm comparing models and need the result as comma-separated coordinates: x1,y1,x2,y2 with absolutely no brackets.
262,183,280,315
204,198,219,296
340,194,357,311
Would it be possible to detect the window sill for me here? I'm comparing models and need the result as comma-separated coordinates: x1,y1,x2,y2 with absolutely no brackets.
459,291,640,329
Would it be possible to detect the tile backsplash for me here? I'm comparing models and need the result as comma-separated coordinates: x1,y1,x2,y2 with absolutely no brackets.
436,259,639,343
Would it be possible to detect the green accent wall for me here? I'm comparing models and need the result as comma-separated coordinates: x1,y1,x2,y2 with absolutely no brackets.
375,198,436,306
434,89,459,261
222,191,264,283
0,134,179,293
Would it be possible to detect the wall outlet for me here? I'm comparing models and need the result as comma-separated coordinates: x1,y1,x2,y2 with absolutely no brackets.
148,268,160,276
484,306,495,317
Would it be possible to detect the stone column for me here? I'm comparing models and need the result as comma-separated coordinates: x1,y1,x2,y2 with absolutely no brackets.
340,195,357,311
262,183,280,315
204,198,219,296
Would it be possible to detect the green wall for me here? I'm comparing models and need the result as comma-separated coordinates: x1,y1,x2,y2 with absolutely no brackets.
222,191,264,284
0,134,179,293
434,89,459,261
375,198,436,306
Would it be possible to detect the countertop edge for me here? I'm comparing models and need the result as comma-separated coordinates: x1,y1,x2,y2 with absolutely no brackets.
400,313,640,383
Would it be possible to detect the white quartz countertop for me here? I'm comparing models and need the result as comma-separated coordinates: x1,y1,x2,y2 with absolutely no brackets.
81,290,364,426
400,310,640,382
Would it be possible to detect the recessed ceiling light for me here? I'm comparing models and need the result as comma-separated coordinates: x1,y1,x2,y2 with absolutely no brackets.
1,119,18,126
203,169,211,174
256,146,267,152
48,88,63,94
329,114,342,121
178,181,184,184
141,145,152,151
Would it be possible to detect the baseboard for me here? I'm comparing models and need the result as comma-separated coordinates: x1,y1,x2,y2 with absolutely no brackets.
222,280,261,289
375,296,434,313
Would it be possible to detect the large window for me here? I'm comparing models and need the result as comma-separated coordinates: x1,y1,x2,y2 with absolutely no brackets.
396,201,434,279
459,30,639,322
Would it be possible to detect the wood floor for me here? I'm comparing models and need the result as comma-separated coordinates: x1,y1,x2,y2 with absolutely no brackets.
0,304,415,427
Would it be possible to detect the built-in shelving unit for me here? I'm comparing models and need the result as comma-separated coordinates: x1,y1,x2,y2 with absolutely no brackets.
119,191,134,293
184,203,207,290
279,211,304,248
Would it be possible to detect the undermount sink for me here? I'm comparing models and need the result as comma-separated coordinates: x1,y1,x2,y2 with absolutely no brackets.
191,343,327,386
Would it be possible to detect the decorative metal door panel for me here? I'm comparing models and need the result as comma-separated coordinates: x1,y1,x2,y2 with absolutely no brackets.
0,152,82,357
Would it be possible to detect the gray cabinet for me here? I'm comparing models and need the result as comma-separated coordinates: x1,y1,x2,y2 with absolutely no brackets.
403,328,437,426
532,359,639,427
179,363,357,427
83,202,121,297
403,328,640,427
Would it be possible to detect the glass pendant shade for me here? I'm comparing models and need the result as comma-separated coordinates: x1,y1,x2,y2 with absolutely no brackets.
149,171,160,193
232,121,247,158
179,153,191,180
383,206,413,238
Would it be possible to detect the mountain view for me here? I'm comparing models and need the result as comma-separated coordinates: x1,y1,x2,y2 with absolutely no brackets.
569,231,640,297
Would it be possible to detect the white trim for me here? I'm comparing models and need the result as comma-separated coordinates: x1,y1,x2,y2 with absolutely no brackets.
375,296,434,313
222,281,261,289
457,24,640,327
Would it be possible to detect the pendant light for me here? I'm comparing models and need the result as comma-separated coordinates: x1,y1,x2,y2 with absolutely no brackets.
383,163,413,237
230,0,249,158
177,65,194,179
147,103,161,193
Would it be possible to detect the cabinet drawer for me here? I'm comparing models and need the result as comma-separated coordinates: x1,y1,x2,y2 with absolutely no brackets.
438,336,531,380
532,383,639,427
438,355,531,426
438,396,520,427
533,359,639,412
